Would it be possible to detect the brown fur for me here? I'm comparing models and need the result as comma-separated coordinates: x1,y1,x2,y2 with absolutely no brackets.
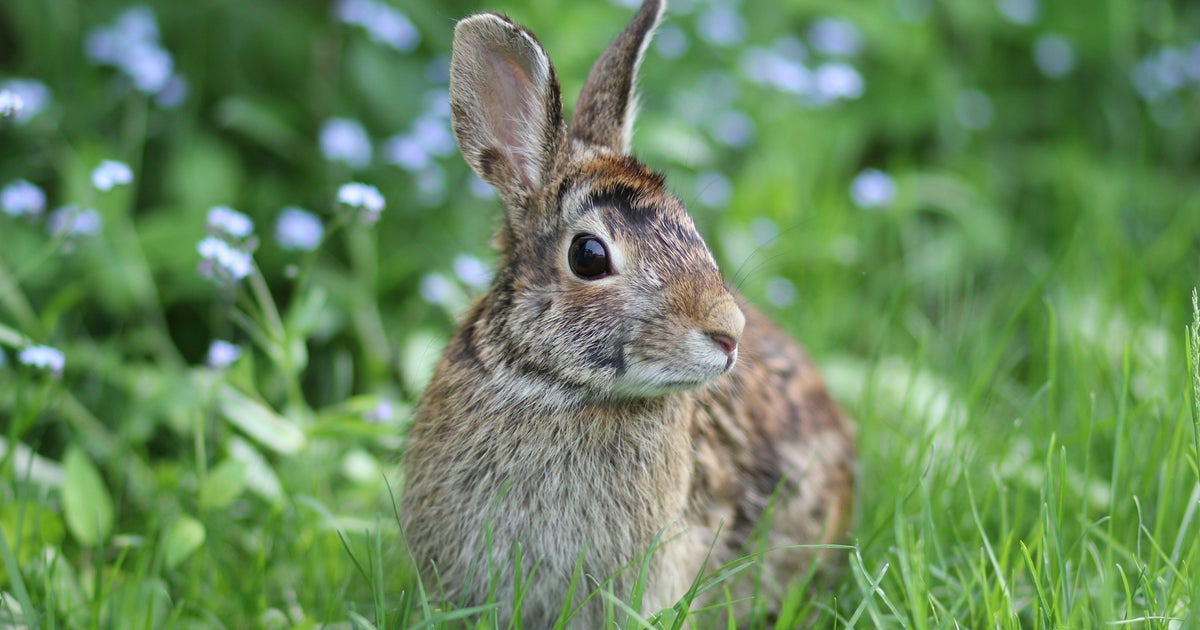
399,1,856,627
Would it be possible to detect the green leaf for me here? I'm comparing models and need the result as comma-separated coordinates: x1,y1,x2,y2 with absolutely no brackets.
227,437,285,504
60,446,114,546
198,458,248,511
217,385,306,455
0,321,29,348
162,515,206,569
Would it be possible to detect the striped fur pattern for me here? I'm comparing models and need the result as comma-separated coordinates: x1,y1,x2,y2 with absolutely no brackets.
399,0,856,626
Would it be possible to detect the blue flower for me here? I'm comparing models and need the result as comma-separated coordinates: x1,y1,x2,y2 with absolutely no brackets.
1033,34,1075,79
808,18,863,57
47,206,103,237
206,340,242,369
750,217,779,247
996,0,1040,25
765,277,796,307
85,6,182,98
0,89,23,118
198,236,253,283
654,24,689,60
813,62,864,102
697,5,746,47
694,172,732,208
18,345,65,378
320,118,372,170
419,272,454,305
275,206,324,252
1,180,46,217
337,182,385,225
850,169,896,209
365,399,395,423
382,135,430,171
91,160,133,191
453,254,491,289
207,205,255,240
334,0,420,52
0,79,50,124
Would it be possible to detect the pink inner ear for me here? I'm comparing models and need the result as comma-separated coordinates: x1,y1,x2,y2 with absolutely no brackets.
480,53,541,189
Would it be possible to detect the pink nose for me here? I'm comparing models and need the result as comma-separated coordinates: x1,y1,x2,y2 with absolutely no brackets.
707,332,738,356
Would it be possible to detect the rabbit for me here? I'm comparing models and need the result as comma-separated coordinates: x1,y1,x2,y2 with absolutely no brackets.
398,0,857,626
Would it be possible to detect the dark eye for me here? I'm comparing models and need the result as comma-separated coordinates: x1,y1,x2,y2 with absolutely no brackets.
568,234,612,279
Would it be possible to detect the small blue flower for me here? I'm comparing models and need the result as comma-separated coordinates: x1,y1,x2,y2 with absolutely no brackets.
47,206,103,237
275,206,324,252
813,62,864,102
750,217,779,247
453,254,491,289
382,134,430,172
365,399,395,423
419,272,454,305
654,24,689,60
85,6,180,98
467,174,496,199
696,5,746,48
996,0,1040,25
19,344,65,378
0,90,23,118
411,116,455,157
206,339,242,369
850,169,896,209
207,205,255,239
335,0,420,52
337,182,385,225
91,160,133,191
320,118,372,170
0,347,7,368
0,79,50,124
694,172,732,208
765,277,796,307
1033,34,1075,79
706,109,755,148
1,180,46,217
807,18,863,57
154,74,188,109
741,48,812,96
198,236,253,283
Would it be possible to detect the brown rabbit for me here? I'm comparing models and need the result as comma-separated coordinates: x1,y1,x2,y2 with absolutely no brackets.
399,0,856,625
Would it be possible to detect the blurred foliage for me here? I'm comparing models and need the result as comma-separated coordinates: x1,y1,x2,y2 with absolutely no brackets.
1,0,1199,626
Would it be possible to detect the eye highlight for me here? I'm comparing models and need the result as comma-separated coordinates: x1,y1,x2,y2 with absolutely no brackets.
568,234,612,279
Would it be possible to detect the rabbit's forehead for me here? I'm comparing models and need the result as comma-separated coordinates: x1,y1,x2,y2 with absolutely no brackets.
557,156,710,249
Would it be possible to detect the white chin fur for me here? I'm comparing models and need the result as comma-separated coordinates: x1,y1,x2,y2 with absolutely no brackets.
611,331,733,397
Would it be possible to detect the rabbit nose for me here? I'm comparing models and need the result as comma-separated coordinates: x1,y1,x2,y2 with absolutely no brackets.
703,293,745,354
707,332,738,355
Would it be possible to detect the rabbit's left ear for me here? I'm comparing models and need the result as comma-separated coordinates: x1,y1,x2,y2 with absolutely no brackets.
569,0,664,154
449,13,566,203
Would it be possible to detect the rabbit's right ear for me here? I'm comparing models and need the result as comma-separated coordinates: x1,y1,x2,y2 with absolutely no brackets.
449,14,567,208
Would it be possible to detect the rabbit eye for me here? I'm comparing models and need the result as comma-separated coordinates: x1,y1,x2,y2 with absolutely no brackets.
569,234,612,279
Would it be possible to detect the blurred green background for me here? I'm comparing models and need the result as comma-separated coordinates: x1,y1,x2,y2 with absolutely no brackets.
2,0,1199,627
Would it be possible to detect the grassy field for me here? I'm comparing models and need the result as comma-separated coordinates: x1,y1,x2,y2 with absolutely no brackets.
2,0,1199,627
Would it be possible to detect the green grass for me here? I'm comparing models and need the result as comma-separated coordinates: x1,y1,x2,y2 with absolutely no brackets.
2,0,1200,627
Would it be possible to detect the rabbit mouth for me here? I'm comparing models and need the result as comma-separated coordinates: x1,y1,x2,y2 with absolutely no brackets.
610,348,736,397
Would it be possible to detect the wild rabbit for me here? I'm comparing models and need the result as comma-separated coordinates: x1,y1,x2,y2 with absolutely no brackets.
399,0,856,625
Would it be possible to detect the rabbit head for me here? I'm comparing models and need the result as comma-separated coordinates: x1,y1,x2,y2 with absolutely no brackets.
449,0,744,402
